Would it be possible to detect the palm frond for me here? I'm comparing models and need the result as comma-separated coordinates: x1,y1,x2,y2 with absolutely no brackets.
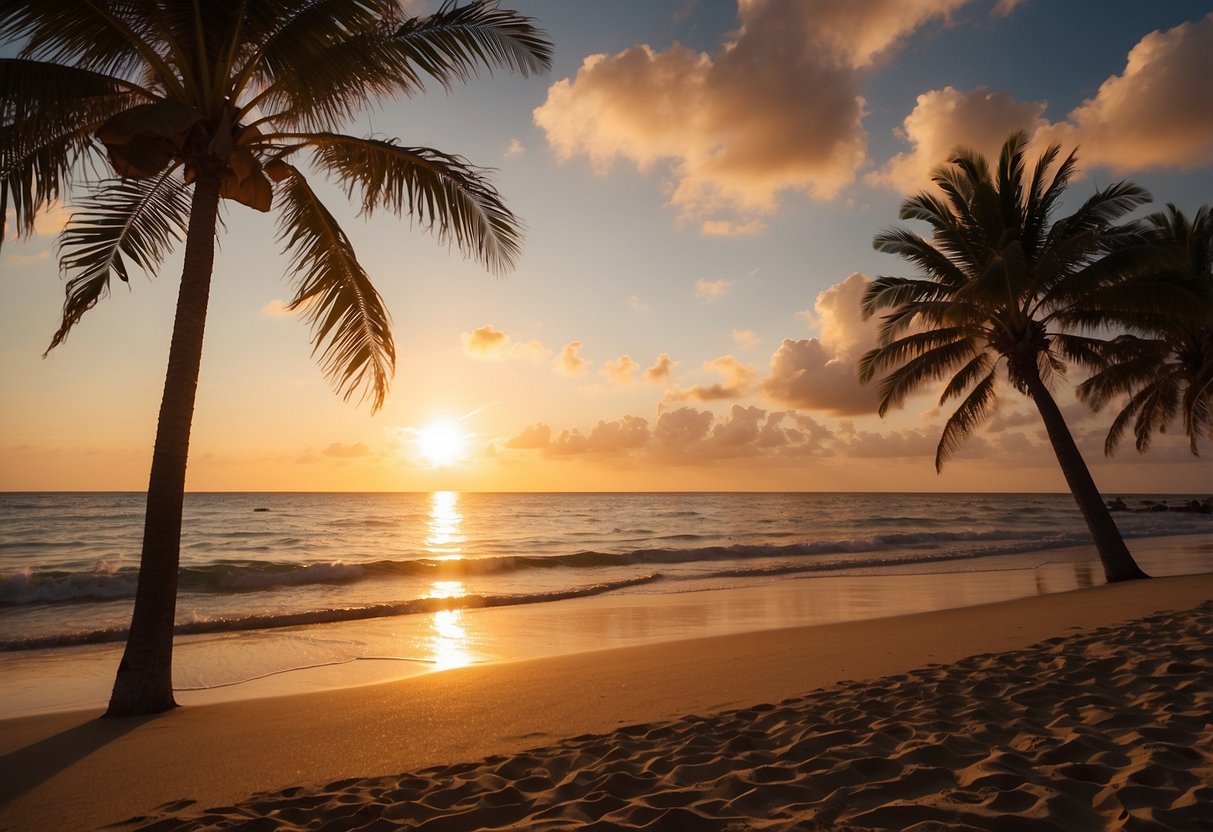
2,0,182,95
46,170,192,353
935,367,997,472
874,339,978,417
871,227,967,289
856,327,969,384
232,0,399,106
938,352,994,404
305,133,522,274
0,59,144,247
860,275,956,318
391,0,553,88
1129,374,1181,454
275,163,395,411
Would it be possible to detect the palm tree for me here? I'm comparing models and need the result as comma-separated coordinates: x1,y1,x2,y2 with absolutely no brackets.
858,131,1158,584
1077,204,1213,456
0,0,551,716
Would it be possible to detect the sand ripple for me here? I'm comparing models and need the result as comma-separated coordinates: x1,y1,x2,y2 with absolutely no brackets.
118,602,1213,831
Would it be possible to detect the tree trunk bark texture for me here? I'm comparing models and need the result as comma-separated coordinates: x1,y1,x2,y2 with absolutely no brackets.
1022,369,1150,583
106,172,222,717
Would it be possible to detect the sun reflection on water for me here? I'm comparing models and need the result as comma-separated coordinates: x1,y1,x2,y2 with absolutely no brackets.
425,491,465,559
425,579,472,670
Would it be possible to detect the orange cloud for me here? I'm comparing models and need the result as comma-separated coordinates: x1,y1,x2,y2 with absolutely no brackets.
601,354,639,386
461,325,549,361
695,277,734,300
668,355,755,402
869,86,1048,193
872,15,1213,192
554,341,590,377
732,330,760,351
534,1,966,229
644,353,676,385
762,273,880,415
503,423,551,449
1036,14,1213,173
321,442,371,458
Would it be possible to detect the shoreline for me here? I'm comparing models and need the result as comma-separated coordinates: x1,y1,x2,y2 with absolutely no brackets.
1,533,1210,720
1,571,1211,831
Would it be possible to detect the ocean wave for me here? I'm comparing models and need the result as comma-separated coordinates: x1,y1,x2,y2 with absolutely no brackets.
0,573,662,651
0,563,138,605
3,521,1204,606
0,528,1089,606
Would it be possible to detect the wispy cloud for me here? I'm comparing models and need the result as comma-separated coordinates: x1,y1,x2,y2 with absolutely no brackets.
461,325,549,361
695,278,733,300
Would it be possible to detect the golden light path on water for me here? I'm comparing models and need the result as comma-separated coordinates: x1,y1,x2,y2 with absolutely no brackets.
422,492,473,670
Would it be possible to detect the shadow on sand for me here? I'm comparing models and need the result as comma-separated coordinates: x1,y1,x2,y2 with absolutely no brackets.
0,713,154,806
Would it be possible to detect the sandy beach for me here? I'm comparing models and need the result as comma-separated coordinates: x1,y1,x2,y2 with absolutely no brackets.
1,571,1210,831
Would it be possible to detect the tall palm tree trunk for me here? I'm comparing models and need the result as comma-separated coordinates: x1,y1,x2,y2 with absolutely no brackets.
106,172,222,717
1022,370,1149,583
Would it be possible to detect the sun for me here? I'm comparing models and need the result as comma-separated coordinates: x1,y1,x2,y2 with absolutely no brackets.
415,421,468,468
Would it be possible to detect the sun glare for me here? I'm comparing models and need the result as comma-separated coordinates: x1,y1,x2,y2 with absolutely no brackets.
415,421,468,468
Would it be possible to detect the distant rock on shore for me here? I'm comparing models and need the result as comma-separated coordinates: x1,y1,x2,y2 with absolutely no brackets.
1106,497,1212,514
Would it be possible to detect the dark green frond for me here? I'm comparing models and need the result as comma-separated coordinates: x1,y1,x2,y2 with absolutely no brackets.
0,59,143,247
275,164,396,411
871,227,967,289
935,367,997,472
2,0,181,94
1053,333,1133,373
856,327,969,384
233,0,400,107
46,170,192,353
391,0,553,89
938,352,994,404
306,133,522,274
860,275,957,319
874,338,978,417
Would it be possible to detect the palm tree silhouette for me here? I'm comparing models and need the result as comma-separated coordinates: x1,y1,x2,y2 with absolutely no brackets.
1,0,551,716
859,132,1154,585
1077,204,1212,456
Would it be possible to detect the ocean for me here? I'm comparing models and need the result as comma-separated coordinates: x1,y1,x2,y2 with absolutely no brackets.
1,491,1211,714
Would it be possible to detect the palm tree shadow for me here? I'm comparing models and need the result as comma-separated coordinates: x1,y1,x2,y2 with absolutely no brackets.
0,714,153,806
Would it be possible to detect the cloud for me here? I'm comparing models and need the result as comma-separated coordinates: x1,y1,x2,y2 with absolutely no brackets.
762,273,881,415
869,86,1048,193
549,415,651,456
668,355,754,402
1036,14,1213,173
992,0,1026,16
601,354,639,386
554,341,590,377
461,325,549,361
322,442,371,458
534,0,965,229
503,138,526,158
835,424,938,458
701,219,766,237
732,330,760,350
261,299,296,317
644,353,676,385
872,16,1213,192
5,250,50,267
503,423,551,449
629,295,650,312
695,277,733,300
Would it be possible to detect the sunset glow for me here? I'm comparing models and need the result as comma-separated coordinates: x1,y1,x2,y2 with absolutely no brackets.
1,2,1210,494
415,422,469,469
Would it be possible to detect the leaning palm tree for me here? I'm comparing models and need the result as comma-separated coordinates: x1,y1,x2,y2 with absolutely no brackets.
858,131,1158,584
1077,204,1213,456
0,0,551,716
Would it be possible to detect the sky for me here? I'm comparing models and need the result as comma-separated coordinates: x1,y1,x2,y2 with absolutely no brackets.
2,0,1212,493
